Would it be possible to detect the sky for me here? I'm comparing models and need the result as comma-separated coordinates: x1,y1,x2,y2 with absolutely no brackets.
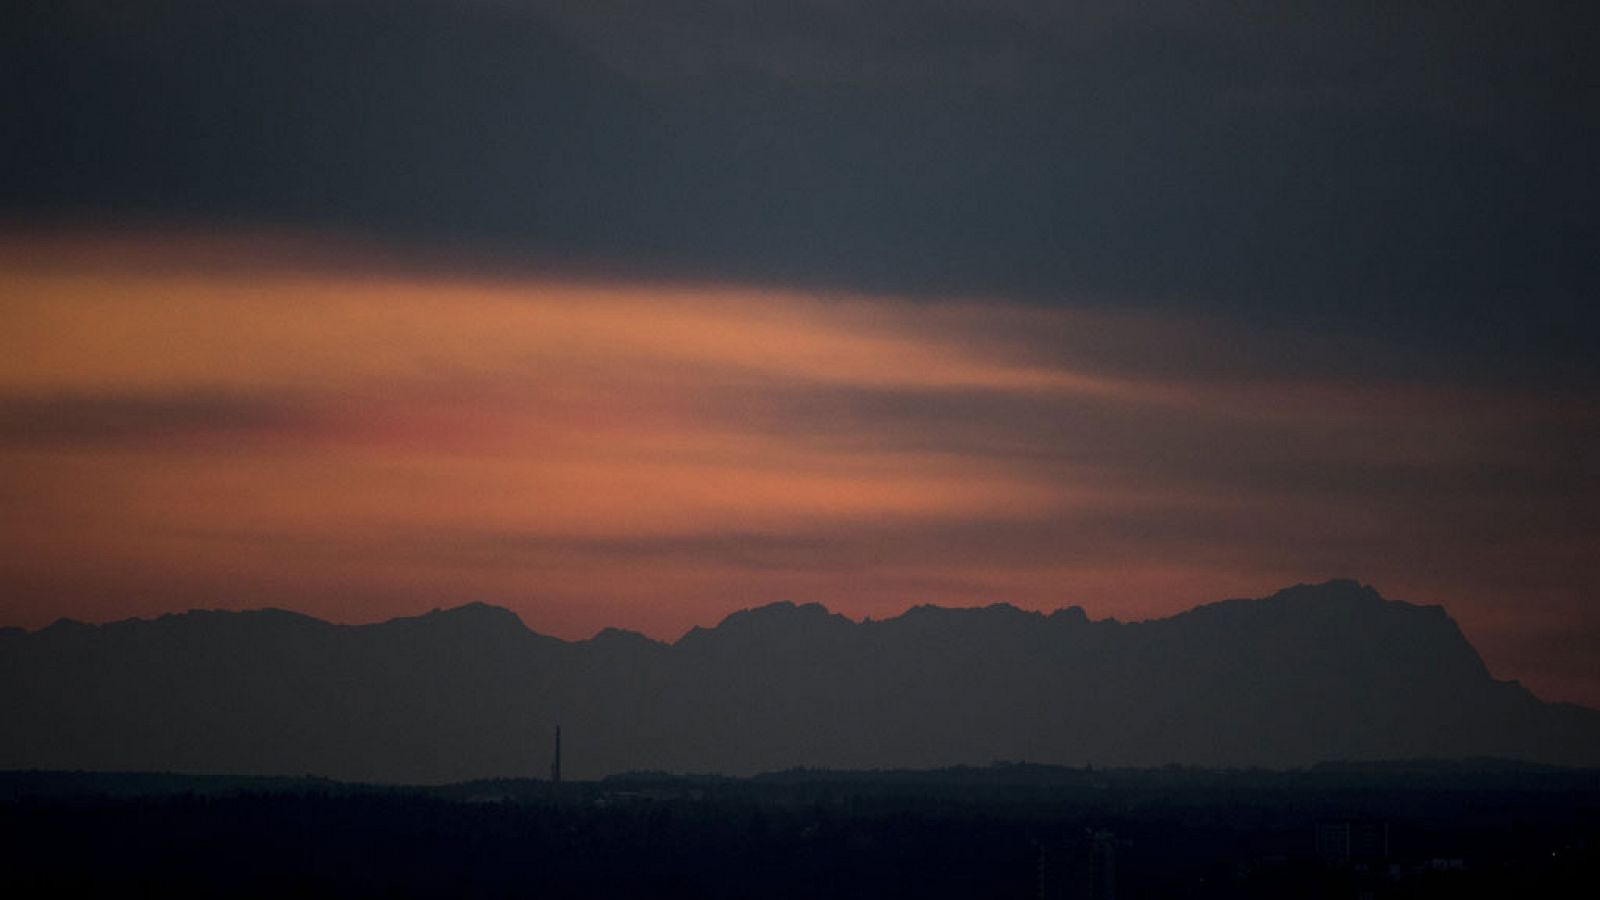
2,2,1598,705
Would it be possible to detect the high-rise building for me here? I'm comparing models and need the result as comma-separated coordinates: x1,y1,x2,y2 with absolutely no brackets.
1316,818,1389,864
1040,829,1116,900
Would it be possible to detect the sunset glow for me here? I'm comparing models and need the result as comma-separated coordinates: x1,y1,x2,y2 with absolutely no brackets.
2,231,1594,704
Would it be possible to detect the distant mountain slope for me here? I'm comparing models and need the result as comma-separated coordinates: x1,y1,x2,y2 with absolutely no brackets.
2,580,1596,782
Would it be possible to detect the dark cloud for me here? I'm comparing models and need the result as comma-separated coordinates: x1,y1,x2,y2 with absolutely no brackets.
0,390,303,445
710,377,1599,500
5,1,1597,380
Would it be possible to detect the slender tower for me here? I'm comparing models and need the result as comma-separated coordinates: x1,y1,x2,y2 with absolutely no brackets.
550,725,562,785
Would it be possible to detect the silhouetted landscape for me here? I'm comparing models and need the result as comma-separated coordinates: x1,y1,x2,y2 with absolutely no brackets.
8,2,1598,895
12,580,1598,895
4,581,1598,783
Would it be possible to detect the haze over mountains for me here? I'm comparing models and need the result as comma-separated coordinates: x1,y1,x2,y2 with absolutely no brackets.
3,580,1596,783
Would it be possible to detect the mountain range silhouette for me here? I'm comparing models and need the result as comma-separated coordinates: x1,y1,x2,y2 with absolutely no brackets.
3,580,1596,782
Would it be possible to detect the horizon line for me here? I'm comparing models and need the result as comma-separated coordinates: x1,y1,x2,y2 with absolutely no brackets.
6,577,1418,644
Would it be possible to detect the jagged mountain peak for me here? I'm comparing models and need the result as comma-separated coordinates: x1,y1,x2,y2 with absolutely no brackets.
390,601,529,632
1047,606,1090,624
672,602,859,656
693,600,849,634
895,600,1041,620
1267,578,1389,604
586,626,664,649
158,607,329,628
1170,579,1435,625
4,581,1595,781
40,617,94,635
32,607,331,639
883,602,1051,635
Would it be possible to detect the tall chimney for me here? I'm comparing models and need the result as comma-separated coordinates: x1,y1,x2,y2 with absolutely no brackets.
550,725,562,784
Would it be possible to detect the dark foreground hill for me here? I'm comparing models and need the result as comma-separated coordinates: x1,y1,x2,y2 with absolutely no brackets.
2,580,1597,781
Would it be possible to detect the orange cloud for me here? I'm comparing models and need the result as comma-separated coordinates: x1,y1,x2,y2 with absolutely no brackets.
2,230,1597,706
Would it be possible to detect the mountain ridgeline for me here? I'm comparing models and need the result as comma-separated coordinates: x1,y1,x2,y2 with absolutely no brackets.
2,581,1596,782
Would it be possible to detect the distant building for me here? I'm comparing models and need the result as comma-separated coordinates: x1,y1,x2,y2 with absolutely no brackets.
1316,818,1388,864
550,725,562,785
1040,829,1116,900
